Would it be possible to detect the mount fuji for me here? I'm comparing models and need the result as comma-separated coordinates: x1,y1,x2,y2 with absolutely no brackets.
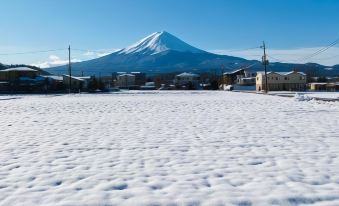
47,31,337,76
47,31,257,75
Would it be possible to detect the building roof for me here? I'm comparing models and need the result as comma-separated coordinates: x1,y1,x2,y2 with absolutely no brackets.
257,71,306,76
310,82,339,86
309,82,327,85
239,77,256,80
118,74,136,77
176,72,200,77
0,67,37,72
63,75,88,81
223,68,244,75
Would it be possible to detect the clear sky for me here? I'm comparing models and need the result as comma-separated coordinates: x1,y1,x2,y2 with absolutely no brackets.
1,0,339,67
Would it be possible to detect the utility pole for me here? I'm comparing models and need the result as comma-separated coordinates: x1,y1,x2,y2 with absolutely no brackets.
68,45,72,93
261,41,269,93
221,64,225,90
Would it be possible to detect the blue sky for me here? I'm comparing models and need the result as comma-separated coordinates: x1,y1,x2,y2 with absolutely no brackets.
1,0,339,66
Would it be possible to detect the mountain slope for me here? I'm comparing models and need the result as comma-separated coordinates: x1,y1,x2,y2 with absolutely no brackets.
46,31,339,76
47,31,255,75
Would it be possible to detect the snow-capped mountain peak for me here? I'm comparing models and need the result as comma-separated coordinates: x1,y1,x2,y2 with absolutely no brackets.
118,31,206,55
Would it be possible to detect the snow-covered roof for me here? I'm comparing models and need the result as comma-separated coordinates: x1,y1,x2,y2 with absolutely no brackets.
223,69,244,75
309,82,327,85
63,75,86,81
79,76,92,80
118,74,135,77
0,67,37,72
239,77,256,80
176,72,200,77
309,82,339,86
257,71,306,76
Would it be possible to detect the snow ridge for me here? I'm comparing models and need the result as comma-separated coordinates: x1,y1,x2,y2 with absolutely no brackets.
118,31,206,55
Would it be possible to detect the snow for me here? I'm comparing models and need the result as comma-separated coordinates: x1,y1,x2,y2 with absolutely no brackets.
268,91,339,100
118,31,205,55
0,67,37,72
293,93,313,101
257,71,306,76
306,92,339,99
1,91,339,205
176,72,200,77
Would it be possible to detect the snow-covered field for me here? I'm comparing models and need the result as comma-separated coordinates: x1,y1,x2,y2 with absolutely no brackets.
305,92,339,99
268,91,339,100
1,91,339,206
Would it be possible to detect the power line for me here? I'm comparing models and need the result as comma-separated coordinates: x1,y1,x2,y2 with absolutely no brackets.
0,48,66,56
72,48,118,53
294,38,339,62
308,53,339,61
266,54,291,63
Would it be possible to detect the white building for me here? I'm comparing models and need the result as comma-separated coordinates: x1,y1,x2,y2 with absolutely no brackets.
256,71,307,92
174,72,200,89
116,74,136,88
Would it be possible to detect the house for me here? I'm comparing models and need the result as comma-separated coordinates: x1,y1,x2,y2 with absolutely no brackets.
236,70,256,86
174,72,200,89
309,82,339,91
42,75,64,91
0,67,45,92
222,69,245,85
131,72,146,85
140,82,156,90
256,71,307,92
116,73,136,88
237,77,256,86
100,76,114,89
0,67,39,82
62,75,92,91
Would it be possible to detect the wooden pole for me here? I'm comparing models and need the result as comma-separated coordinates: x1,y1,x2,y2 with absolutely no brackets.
262,41,268,93
68,45,72,93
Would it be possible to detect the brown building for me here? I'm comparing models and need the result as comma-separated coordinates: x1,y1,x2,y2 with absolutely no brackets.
0,67,39,82
222,69,245,85
309,82,339,91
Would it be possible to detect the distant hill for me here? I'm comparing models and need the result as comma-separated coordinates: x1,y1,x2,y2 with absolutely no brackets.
46,31,254,76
